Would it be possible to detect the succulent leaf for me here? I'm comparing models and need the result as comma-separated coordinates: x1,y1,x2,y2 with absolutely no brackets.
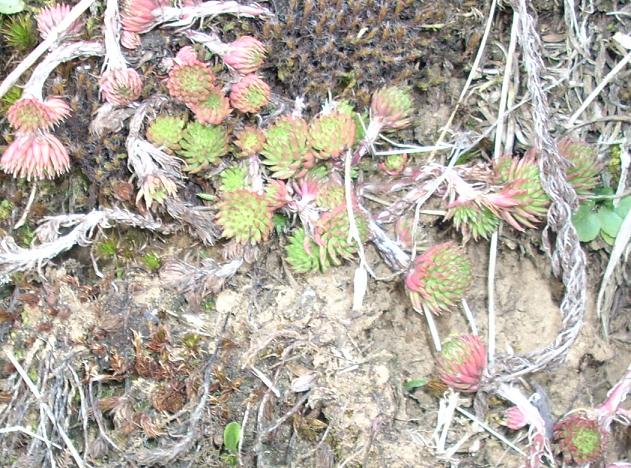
216,189,273,244
435,334,486,393
554,414,605,465
178,122,228,173
146,115,186,152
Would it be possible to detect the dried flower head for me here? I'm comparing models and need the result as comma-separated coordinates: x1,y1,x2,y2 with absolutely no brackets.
1,132,70,180
223,36,267,75
146,115,186,153
99,67,143,106
137,173,178,209
234,126,266,158
7,97,70,132
405,242,472,315
167,61,216,104
187,86,231,125
216,189,273,244
229,74,271,114
37,4,84,40
177,122,228,173
554,414,606,465
435,334,486,393
309,111,356,160
370,85,414,130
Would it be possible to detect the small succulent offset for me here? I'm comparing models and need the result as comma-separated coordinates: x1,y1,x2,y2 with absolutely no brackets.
146,115,186,153
308,110,356,160
447,203,501,242
167,58,216,105
261,116,312,179
177,122,228,173
405,242,472,316
188,86,231,125
218,165,248,192
216,189,273,244
557,138,601,195
222,36,267,75
370,85,414,130
314,205,368,267
233,126,266,158
229,74,271,114
435,334,486,393
553,414,606,465
285,228,324,273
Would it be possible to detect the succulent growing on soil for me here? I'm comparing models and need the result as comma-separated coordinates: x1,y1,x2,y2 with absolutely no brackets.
557,138,601,195
100,68,143,106
178,122,228,172
435,334,486,393
167,60,216,104
188,86,231,125
494,150,550,229
234,126,266,158
229,74,271,114
218,165,248,192
308,110,356,159
314,205,368,267
285,228,324,273
379,153,408,176
146,116,186,153
1,133,70,180
553,414,606,465
405,242,472,315
216,189,273,244
265,179,289,210
36,3,84,40
222,36,267,75
0,13,37,53
121,0,166,34
503,406,528,430
446,203,501,242
315,180,345,210
7,97,71,131
261,117,312,179
370,85,414,130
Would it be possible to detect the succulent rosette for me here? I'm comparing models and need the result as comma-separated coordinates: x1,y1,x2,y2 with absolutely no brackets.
557,138,601,195
187,86,231,125
177,122,228,173
7,97,71,132
285,228,325,273
1,133,70,180
216,189,273,244
265,179,290,209
100,67,143,106
229,74,271,114
405,242,472,315
435,334,486,393
553,414,606,465
315,181,345,210
446,203,501,242
308,111,356,159
218,165,247,192
370,85,414,130
121,0,168,34
494,150,550,229
167,60,216,104
503,406,528,430
37,3,84,40
222,36,267,75
379,153,408,176
261,117,311,179
314,205,368,267
234,126,266,158
146,116,186,153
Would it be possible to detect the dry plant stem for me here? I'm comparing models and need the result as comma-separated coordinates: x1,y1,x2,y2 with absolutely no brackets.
427,0,498,161
158,1,273,29
14,183,37,229
0,0,97,99
461,299,478,335
263,392,309,435
0,426,63,450
102,0,126,69
567,50,631,126
67,366,89,463
3,348,85,468
184,30,229,55
237,402,250,467
423,305,442,352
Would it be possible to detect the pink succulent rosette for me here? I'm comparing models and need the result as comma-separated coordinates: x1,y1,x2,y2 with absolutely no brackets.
7,97,71,132
188,86,232,125
435,334,486,393
229,74,270,114
167,59,216,105
553,414,606,465
370,85,414,130
100,67,143,106
503,406,528,430
222,36,267,75
1,133,70,180
121,0,168,34
36,3,85,40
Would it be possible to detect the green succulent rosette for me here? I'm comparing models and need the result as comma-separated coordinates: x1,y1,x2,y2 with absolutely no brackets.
178,122,228,173
146,115,186,152
216,189,273,244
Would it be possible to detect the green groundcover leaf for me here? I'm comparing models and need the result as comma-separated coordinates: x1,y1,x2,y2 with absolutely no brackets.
223,421,242,453
615,195,631,218
404,378,428,391
572,203,600,242
0,0,25,14
597,206,623,238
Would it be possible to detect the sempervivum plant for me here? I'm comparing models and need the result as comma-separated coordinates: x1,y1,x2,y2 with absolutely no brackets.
314,205,368,267
178,122,228,173
188,86,231,125
261,116,311,179
285,228,325,273
167,59,216,104
315,180,345,210
370,85,414,130
100,68,143,106
494,150,550,229
229,74,271,114
379,153,408,176
7,97,71,131
309,110,356,160
435,334,486,393
222,36,267,75
554,414,606,465
218,165,247,192
216,189,273,244
146,116,186,153
557,138,601,195
405,242,472,315
0,133,70,180
36,3,84,40
234,126,266,158
446,203,501,242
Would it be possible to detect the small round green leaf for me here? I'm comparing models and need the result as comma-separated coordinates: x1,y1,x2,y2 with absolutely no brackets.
404,378,428,392
600,231,615,246
614,196,631,218
572,204,600,242
223,421,242,453
597,206,623,238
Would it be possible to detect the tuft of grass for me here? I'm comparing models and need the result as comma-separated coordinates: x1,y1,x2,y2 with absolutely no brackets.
142,252,161,272
0,14,38,53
